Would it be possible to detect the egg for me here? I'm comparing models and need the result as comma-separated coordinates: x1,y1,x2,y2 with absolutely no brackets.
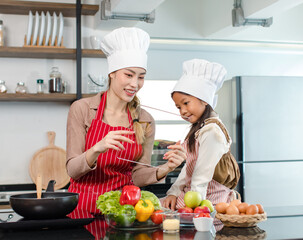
230,199,241,207
256,204,265,214
226,205,240,215
246,204,259,215
215,202,229,214
237,202,249,213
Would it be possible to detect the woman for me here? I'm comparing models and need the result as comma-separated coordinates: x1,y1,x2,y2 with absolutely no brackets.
66,27,186,238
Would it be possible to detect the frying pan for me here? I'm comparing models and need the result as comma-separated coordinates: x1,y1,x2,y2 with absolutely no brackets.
10,180,78,219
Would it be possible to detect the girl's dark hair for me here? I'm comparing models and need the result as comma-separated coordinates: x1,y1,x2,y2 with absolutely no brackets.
185,104,213,153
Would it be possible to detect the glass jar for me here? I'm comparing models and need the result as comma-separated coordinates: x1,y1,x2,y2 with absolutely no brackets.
0,80,7,93
36,79,44,93
49,67,63,93
15,82,27,94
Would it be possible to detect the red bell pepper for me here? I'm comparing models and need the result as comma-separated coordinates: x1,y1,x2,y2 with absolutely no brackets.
119,185,141,206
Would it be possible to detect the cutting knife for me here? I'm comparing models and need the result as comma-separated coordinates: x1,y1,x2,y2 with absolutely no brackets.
117,157,159,169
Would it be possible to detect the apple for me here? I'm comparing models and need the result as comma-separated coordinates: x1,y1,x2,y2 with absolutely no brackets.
194,206,210,214
184,191,202,208
178,207,194,222
200,199,215,212
178,207,194,214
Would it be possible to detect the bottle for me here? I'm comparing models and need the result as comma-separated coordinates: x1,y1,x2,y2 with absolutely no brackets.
49,67,63,93
36,79,44,93
0,80,7,93
15,82,27,94
0,20,3,47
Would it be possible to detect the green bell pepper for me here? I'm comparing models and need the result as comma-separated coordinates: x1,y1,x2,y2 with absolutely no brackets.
114,204,136,227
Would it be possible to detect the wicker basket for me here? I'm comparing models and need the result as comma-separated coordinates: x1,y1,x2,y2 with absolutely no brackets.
215,212,267,227
216,226,267,240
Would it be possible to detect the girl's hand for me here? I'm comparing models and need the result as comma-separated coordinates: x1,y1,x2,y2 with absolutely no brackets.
163,141,187,171
163,195,177,211
93,130,135,153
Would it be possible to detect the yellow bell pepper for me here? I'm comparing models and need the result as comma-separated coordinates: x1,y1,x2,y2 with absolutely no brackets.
134,233,152,240
135,199,154,222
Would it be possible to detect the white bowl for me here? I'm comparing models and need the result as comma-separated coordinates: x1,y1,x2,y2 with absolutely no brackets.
193,217,213,232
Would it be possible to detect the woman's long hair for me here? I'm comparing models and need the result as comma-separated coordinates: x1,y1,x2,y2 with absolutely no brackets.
127,95,145,144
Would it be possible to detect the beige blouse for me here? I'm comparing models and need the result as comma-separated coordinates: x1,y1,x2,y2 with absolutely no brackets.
66,92,164,187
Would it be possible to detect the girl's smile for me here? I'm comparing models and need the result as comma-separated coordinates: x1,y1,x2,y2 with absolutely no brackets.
172,92,208,124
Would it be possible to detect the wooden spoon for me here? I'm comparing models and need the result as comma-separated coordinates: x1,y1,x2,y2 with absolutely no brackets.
36,174,42,199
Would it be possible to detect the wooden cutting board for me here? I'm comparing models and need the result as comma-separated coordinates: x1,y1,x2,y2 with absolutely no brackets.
29,131,70,190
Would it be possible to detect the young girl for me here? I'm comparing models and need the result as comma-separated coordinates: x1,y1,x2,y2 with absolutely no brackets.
162,59,240,211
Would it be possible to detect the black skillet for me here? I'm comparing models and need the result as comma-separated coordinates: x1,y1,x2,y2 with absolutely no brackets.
10,180,78,219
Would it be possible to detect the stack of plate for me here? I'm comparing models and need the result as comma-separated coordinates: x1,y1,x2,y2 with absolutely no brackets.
26,11,64,47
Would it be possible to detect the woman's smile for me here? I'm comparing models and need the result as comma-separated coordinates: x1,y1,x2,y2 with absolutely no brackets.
124,88,137,97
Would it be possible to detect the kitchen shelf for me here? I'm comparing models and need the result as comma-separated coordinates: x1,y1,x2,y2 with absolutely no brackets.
0,1,99,17
0,93,97,102
0,93,76,102
0,47,105,59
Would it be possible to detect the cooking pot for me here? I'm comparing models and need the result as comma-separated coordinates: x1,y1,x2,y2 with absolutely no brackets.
10,180,78,219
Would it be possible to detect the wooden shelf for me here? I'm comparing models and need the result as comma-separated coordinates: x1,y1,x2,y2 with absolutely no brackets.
0,47,106,59
0,93,98,102
0,1,99,17
0,93,76,102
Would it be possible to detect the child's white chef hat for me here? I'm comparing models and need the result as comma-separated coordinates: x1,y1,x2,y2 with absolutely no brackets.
100,27,150,74
172,59,227,109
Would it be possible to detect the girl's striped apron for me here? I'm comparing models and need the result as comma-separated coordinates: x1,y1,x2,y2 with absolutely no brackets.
175,140,235,228
68,91,143,239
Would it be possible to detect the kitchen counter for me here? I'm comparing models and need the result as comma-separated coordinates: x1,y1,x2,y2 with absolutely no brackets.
1,214,303,240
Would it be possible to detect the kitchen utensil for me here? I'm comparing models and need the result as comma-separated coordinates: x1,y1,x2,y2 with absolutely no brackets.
26,11,33,45
38,11,45,46
57,12,64,46
29,131,69,190
51,12,57,46
44,11,52,46
32,11,40,45
36,175,42,199
117,157,159,169
141,105,180,116
10,180,79,219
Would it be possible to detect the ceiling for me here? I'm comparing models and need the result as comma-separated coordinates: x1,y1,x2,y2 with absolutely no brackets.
95,0,303,43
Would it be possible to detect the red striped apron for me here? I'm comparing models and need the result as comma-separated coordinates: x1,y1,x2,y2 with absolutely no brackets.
68,91,143,239
175,140,234,229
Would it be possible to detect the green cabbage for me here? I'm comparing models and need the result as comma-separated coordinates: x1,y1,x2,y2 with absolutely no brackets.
140,190,161,210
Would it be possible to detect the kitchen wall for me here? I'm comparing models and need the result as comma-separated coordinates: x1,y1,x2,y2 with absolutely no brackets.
0,0,303,184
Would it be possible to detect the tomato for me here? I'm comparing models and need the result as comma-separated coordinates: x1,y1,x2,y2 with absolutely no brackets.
194,212,211,218
151,229,163,240
151,210,164,224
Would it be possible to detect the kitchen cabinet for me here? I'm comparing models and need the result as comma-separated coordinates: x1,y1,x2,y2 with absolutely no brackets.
0,0,105,102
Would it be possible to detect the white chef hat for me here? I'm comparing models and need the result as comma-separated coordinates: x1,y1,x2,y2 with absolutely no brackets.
100,27,150,74
172,59,227,109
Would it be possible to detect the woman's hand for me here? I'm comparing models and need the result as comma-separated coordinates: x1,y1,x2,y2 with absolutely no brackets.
86,130,134,167
162,195,177,211
163,141,187,171
94,130,135,153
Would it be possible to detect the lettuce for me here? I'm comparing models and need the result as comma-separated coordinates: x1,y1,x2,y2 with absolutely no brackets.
140,190,161,210
96,191,122,215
